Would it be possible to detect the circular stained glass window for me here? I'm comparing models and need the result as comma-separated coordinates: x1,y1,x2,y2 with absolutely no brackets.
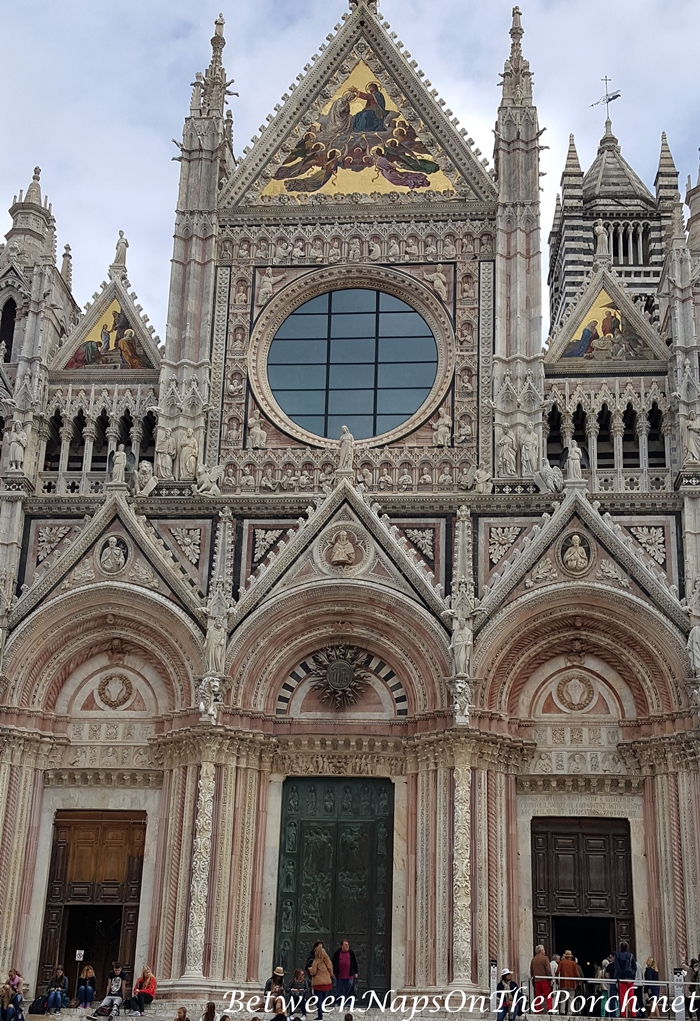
267,288,438,440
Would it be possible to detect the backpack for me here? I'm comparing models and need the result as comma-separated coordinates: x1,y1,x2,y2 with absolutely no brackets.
27,997,46,1016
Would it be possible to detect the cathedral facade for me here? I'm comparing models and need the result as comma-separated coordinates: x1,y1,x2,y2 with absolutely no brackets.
1,0,699,1003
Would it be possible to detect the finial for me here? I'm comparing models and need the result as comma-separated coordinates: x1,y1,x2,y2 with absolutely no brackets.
214,12,225,35
25,166,42,205
61,244,72,287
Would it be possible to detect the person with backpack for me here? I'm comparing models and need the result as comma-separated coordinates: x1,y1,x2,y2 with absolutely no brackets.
1,970,24,1021
90,965,125,1020
46,969,68,1015
611,942,637,1018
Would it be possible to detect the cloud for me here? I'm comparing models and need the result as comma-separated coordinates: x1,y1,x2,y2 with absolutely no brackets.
1,0,698,338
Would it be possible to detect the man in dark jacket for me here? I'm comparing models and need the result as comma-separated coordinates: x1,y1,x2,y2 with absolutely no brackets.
612,942,637,1018
332,942,358,1005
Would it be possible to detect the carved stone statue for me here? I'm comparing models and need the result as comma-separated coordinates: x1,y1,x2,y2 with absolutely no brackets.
593,219,609,259
424,263,448,302
113,230,129,268
203,615,227,675
135,460,158,496
684,414,700,465
259,266,285,304
473,463,493,493
534,459,565,494
432,407,452,447
563,534,588,572
566,438,583,480
7,420,27,471
497,424,517,476
100,536,126,575
155,427,177,479
338,425,355,472
248,414,267,449
192,464,224,496
111,443,127,484
330,530,355,566
688,625,700,678
449,617,473,677
198,675,222,724
451,677,472,720
178,428,199,480
520,422,539,476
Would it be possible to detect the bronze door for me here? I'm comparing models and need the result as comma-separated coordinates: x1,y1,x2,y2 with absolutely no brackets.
274,778,393,999
531,817,635,955
39,811,146,994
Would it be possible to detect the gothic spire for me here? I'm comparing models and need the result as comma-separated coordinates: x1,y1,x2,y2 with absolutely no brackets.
561,135,583,209
201,13,233,118
655,131,679,206
564,134,582,174
499,6,533,106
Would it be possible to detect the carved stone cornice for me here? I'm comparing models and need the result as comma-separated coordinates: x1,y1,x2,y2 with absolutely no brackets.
516,775,644,796
621,731,700,773
43,769,163,788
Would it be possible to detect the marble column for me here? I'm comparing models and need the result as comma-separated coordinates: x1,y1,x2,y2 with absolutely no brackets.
209,761,239,980
586,417,599,489
611,410,624,491
57,420,74,493
226,756,261,984
637,415,650,490
676,770,700,959
0,760,39,972
81,420,97,493
184,760,217,976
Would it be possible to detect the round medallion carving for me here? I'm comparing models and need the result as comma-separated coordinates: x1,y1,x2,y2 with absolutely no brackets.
308,645,372,709
556,530,594,577
98,673,133,709
96,534,130,577
555,674,595,712
316,523,373,577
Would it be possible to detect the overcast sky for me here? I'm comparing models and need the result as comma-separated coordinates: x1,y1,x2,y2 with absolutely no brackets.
1,0,698,338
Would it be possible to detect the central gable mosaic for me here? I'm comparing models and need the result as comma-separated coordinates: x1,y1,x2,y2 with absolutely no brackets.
261,60,455,198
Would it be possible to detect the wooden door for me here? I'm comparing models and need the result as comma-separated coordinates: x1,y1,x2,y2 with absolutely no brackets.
274,778,394,998
39,811,146,989
531,817,635,953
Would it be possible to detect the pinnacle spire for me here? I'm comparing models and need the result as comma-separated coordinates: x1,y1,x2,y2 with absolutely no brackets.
199,13,233,118
655,131,679,205
25,166,42,205
564,134,582,174
499,6,532,106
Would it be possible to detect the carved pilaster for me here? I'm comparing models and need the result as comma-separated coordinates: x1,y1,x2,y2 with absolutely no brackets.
184,760,217,976
452,750,472,985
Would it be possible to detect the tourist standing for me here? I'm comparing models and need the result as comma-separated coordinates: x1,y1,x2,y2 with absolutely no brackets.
332,941,358,1005
611,942,637,1019
643,958,659,1018
530,946,552,1013
309,944,334,1021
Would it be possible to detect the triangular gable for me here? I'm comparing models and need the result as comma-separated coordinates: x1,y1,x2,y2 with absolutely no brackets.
546,266,669,368
50,274,161,372
231,478,447,628
221,3,496,207
475,486,686,632
8,492,203,629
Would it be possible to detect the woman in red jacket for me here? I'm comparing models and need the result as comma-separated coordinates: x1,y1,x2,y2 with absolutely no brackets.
126,968,157,1016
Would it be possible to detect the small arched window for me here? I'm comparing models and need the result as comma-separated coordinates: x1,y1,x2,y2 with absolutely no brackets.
1,298,17,362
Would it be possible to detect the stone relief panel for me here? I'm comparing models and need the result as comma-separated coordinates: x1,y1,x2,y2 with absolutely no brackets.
22,518,83,590
240,519,299,582
477,515,542,587
612,515,678,586
517,651,634,776
151,518,214,591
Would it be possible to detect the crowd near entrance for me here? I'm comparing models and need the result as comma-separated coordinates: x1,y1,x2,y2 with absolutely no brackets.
274,778,394,999
38,811,146,996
